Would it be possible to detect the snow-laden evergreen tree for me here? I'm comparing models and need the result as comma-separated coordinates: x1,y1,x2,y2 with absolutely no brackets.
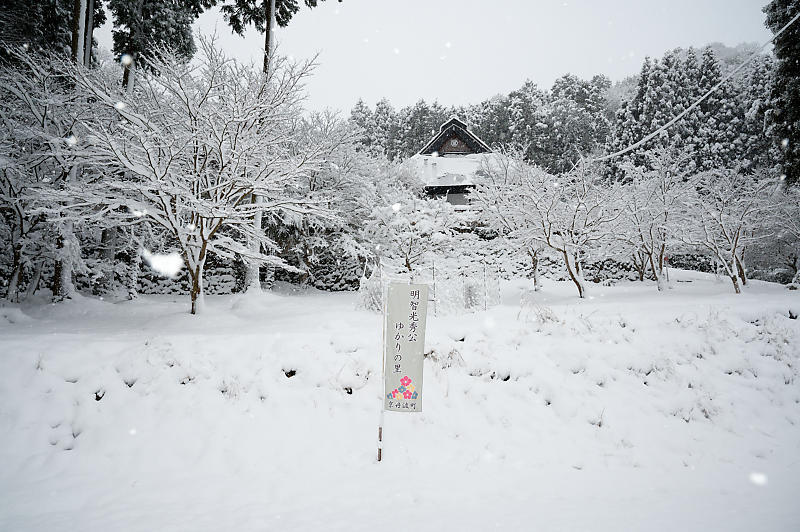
221,0,341,72
607,46,777,176
0,0,106,63
764,0,800,185
371,98,398,160
394,100,451,159
109,0,213,90
349,99,374,150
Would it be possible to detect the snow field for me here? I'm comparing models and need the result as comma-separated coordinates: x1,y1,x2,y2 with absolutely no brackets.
1,271,799,531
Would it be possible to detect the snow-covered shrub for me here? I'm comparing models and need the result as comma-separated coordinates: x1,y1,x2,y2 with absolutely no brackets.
356,267,383,313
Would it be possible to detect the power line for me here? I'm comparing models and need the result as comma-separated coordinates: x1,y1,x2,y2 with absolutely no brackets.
592,9,800,163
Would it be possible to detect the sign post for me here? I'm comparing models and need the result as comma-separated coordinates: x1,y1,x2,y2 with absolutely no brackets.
378,282,429,461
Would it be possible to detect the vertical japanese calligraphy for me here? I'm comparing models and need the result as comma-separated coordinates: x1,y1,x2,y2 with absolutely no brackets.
384,283,428,413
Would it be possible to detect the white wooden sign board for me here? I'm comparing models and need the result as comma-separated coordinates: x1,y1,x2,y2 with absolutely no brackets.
383,282,428,412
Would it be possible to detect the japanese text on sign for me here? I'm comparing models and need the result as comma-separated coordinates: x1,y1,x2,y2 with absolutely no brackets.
384,283,428,412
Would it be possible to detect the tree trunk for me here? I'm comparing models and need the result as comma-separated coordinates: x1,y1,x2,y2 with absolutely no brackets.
127,252,140,300
562,250,586,298
730,274,741,294
83,0,95,66
122,0,143,94
71,0,87,64
53,222,75,301
735,254,748,287
528,248,541,291
647,253,666,292
6,250,22,303
100,227,117,291
190,262,205,315
26,261,43,299
632,251,647,282
263,0,276,74
246,195,263,291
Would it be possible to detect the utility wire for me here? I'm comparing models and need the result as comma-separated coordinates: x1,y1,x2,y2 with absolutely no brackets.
592,10,800,163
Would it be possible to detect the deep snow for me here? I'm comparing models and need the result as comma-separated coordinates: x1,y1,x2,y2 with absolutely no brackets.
1,270,799,531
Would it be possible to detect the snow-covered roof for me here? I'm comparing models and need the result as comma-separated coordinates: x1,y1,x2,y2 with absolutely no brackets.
417,117,491,156
409,153,495,188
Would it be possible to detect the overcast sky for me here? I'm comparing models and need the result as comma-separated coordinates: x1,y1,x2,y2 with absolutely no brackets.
96,0,773,112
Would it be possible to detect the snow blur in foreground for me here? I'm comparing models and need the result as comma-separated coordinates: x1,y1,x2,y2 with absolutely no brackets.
0,270,799,531
141,249,183,278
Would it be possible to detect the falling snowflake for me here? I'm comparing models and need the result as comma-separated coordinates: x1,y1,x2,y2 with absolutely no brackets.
132,208,147,217
65,135,78,147
445,41,452,48
781,138,789,148
749,472,768,486
120,54,133,66
393,48,400,55
391,203,402,212
114,101,127,111
141,249,183,278
186,223,196,231
129,428,137,435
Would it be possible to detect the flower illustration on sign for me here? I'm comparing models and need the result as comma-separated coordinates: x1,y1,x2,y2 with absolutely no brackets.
387,376,419,400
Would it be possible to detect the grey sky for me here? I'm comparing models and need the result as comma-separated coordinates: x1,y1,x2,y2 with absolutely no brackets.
97,0,772,112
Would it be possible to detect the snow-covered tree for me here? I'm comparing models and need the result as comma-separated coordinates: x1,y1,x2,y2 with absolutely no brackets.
54,38,343,314
764,0,800,185
0,50,91,302
775,184,800,286
476,155,620,298
619,146,694,290
473,150,546,290
360,179,454,276
679,169,779,294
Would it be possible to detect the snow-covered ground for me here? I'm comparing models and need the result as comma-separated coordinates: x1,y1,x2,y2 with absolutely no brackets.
1,270,799,531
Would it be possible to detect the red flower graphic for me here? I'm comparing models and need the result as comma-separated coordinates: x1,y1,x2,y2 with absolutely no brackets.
400,376,411,387
403,390,413,399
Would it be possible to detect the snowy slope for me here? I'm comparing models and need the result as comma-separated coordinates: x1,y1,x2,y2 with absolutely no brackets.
1,271,799,531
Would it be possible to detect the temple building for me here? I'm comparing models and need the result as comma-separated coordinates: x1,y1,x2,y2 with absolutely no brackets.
410,117,493,206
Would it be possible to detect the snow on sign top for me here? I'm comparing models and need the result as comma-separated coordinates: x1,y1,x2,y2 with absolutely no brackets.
384,283,428,413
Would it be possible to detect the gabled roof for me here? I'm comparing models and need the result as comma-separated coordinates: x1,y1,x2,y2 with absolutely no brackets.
417,117,492,156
